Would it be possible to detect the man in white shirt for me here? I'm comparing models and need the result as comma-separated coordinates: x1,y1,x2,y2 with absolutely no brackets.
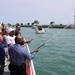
6,28,16,47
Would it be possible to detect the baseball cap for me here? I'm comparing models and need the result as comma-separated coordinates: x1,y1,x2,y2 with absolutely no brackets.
8,28,14,33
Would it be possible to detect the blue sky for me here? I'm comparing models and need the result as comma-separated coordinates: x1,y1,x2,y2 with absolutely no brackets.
0,0,75,25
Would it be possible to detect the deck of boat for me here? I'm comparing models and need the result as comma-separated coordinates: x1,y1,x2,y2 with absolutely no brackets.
3,61,10,75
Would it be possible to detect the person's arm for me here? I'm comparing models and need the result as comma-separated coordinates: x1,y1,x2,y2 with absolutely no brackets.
25,40,32,43
23,48,39,60
24,38,32,44
7,44,11,47
31,48,38,53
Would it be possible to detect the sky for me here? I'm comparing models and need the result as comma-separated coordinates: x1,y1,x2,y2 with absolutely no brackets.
0,0,75,25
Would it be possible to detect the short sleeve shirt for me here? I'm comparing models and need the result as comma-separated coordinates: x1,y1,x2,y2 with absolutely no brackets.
6,35,16,46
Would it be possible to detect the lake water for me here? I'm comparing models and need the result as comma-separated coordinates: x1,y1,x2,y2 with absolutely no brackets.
21,27,75,75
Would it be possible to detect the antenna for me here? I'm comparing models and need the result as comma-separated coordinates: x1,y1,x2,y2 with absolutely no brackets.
74,9,75,26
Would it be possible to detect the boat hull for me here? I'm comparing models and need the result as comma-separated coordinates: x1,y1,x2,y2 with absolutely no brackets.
35,28,45,34
26,44,36,75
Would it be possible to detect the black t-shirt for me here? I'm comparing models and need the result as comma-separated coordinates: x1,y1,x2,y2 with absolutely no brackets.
15,30,21,36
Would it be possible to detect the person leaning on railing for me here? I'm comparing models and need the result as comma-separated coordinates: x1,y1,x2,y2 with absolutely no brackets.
8,35,39,75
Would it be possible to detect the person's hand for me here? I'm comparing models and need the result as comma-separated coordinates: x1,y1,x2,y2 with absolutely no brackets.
27,40,32,43
34,48,39,53
24,40,32,44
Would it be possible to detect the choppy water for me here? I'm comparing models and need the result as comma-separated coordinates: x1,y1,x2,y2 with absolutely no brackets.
21,27,75,75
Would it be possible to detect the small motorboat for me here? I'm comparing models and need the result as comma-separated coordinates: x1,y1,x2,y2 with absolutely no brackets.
35,25,45,34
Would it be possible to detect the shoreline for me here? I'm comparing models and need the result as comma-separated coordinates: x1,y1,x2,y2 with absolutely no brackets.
20,25,75,29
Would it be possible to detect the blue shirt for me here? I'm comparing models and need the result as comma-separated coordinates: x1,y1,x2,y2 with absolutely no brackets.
8,44,36,66
0,43,5,65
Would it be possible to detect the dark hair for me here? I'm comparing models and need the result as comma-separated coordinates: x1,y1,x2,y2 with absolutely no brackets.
16,25,20,28
15,35,19,43
15,35,25,45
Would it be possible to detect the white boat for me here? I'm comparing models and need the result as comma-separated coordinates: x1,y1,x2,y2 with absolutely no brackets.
35,25,45,34
32,25,37,29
